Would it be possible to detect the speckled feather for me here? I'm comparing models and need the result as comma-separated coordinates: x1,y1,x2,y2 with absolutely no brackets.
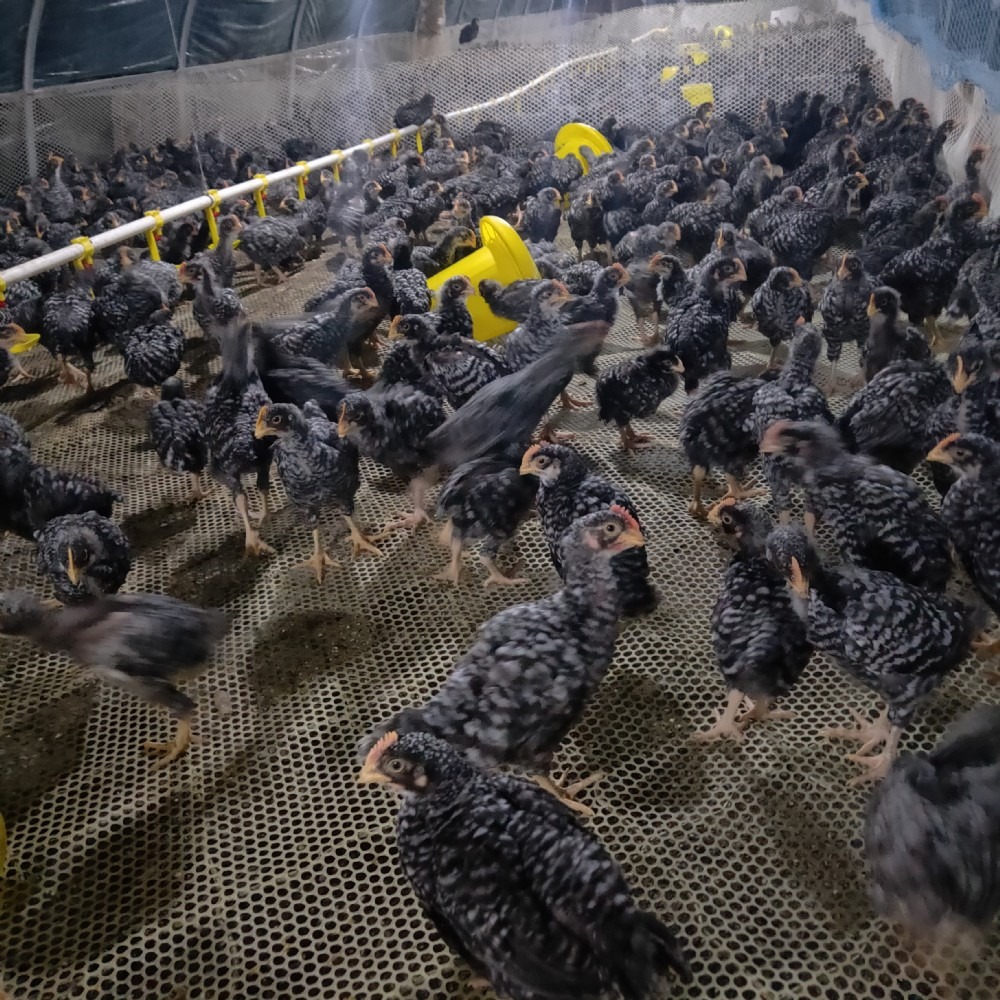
34,512,131,605
148,385,208,477
596,347,681,428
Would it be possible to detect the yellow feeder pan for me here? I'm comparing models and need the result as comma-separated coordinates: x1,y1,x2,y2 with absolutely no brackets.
682,82,715,108
427,216,540,342
554,122,613,175
7,332,40,354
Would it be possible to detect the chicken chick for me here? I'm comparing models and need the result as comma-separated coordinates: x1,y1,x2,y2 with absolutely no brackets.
749,267,813,369
256,402,381,582
817,251,876,392
595,346,684,451
0,590,228,768
865,705,1000,947
693,500,811,742
359,507,646,813
148,377,209,502
434,445,537,587
520,444,656,616
863,286,931,383
766,526,982,784
34,511,131,605
359,731,692,996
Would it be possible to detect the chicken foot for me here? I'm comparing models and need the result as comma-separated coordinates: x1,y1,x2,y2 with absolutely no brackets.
559,390,592,410
688,465,708,519
236,493,275,557
57,358,91,391
377,477,432,537
187,473,210,503
298,528,340,583
432,537,464,585
343,515,383,558
723,475,767,502
821,706,891,754
480,555,528,588
692,689,747,743
533,771,605,817
143,717,199,770
619,423,655,452
845,724,903,786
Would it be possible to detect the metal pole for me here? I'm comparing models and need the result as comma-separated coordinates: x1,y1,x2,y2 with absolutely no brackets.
288,0,309,118
22,0,47,179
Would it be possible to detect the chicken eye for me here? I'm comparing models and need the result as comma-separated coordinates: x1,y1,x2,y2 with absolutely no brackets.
384,757,405,775
604,522,620,536
721,512,733,525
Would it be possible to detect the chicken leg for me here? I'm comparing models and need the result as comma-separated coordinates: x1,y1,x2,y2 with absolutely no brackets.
533,771,605,817
143,718,196,770
845,724,903,785
298,528,340,583
821,706,891,753
692,689,747,743
559,390,592,410
236,493,274,557
343,515,383,558
688,464,708,519
480,555,528,588
723,475,767,502
433,537,464,585
619,423,655,452
378,478,432,536
187,473,209,503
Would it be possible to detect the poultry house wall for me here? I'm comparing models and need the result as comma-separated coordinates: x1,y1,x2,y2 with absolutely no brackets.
4,3,1000,1000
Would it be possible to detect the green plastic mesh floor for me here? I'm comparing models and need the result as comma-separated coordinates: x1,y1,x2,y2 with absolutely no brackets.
2,231,1000,1000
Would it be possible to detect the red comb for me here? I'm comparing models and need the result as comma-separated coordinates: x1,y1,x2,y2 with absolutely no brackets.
362,731,399,772
937,432,961,448
609,504,640,533
522,443,543,462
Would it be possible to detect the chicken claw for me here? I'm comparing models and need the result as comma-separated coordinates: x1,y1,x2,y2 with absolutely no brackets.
433,538,464,585
559,390,592,410
532,771,604,817
481,556,528,588
143,719,198,770
298,530,340,583
722,476,767,501
378,508,432,537
343,516,383,558
692,690,747,743
821,707,890,750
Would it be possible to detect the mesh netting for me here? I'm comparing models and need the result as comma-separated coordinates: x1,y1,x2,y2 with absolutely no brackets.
3,3,1000,999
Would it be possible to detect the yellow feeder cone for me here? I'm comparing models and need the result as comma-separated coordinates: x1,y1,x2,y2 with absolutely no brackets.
682,82,715,107
427,216,540,342
8,333,40,354
554,123,613,174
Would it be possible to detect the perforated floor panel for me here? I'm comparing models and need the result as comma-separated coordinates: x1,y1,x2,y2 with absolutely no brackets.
2,231,1000,1000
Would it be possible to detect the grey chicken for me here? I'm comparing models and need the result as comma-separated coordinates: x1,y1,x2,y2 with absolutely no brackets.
148,377,209,502
34,511,131,605
749,267,813,368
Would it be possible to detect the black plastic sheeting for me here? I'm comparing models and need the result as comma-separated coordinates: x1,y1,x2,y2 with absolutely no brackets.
5,0,659,93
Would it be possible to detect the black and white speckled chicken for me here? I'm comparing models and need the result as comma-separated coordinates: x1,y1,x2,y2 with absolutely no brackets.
411,226,479,278
746,185,805,246
181,259,244,339
639,180,680,228
148,377,209,502
116,306,184,391
838,358,952,473
817,252,877,391
751,326,832,520
750,267,813,368
566,188,605,259
308,243,395,324
360,730,692,994
204,318,275,557
40,266,97,390
432,274,474,340
928,433,1000,653
612,221,681,268
433,444,537,587
502,281,572,372
679,368,773,518
520,444,656,617
34,511,131,605
732,155,783,227
117,247,182,308
0,590,228,768
479,277,543,324
255,402,379,583
881,194,989,333
600,171,641,248
596,346,683,452
765,525,982,784
239,214,306,285
337,384,446,533
359,506,648,813
664,258,746,391
0,276,44,336
693,223,774,299
518,187,562,244
666,179,734,262
693,500,811,742
863,286,931,382
761,420,952,592
760,186,840,280
865,705,1000,945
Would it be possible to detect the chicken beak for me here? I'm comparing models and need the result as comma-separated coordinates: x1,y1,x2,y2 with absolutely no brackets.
734,260,748,284
951,356,972,394
66,550,82,586
927,434,959,464
253,406,271,439
337,404,351,438
615,528,645,550
866,294,878,318
518,457,538,476
671,358,685,374
388,316,404,340
836,257,850,280
358,760,391,785
789,270,803,287
788,557,809,599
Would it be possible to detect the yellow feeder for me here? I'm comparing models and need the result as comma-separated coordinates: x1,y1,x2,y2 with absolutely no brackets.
427,216,540,342
8,332,40,353
714,25,734,48
682,82,715,107
554,122,613,175
660,66,681,82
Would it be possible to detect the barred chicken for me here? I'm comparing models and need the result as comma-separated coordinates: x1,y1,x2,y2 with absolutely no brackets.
34,511,131,605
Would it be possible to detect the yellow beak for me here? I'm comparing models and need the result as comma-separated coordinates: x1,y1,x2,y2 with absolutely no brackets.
253,406,270,439
866,295,877,318
66,549,82,586
617,528,645,549
951,356,972,394
789,557,809,599
388,316,403,340
337,407,351,439
358,761,391,785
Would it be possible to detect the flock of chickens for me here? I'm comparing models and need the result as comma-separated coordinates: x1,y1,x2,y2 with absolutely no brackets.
4,67,1000,997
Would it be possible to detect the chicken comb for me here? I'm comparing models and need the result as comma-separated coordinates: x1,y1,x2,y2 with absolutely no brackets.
936,432,962,448
522,443,543,464
363,731,399,771
609,504,640,534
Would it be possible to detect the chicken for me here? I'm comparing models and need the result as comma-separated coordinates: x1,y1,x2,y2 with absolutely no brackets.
238,215,306,285
502,281,573,373
0,323,35,387
817,252,876,392
518,187,562,243
567,188,605,259
863,286,931,383
679,370,771,518
664,258,746,392
359,507,646,812
337,385,446,533
765,526,982,784
666,179,734,261
434,446,537,587
0,590,228,768
520,444,656,617
358,732,691,996
749,267,813,368
204,319,275,556
40,266,97,390
693,500,811,742
639,180,680,227
117,306,184,392
410,227,478,278
600,171,641,248
34,511,131,605
595,346,683,451
431,274,475,340
255,402,380,582
394,94,435,129
761,420,951,591
927,433,1000,655
148,377,209,502
751,326,833,521
865,705,1000,945
837,359,952,474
